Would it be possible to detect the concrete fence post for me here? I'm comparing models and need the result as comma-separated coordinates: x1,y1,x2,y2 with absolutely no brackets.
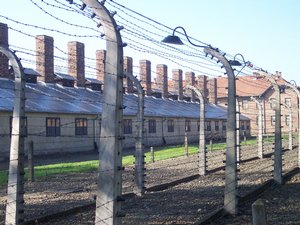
251,97,264,158
1,45,26,225
185,84,206,175
124,71,145,196
285,82,300,167
252,199,267,225
28,141,34,182
184,131,189,157
210,139,213,152
204,47,237,215
282,103,293,151
81,1,125,224
150,147,154,163
236,99,240,163
265,74,282,184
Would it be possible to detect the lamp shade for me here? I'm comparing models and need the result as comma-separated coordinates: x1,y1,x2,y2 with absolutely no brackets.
229,60,242,66
161,35,184,45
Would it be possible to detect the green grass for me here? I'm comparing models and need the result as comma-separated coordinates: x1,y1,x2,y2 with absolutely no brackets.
0,135,282,187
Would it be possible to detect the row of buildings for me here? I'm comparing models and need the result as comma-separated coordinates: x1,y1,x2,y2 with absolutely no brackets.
0,22,297,158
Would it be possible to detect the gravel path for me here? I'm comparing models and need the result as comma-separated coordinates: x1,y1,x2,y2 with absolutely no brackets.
0,141,298,225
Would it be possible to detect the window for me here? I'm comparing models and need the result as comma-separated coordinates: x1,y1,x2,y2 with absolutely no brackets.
285,98,291,107
270,98,276,109
148,119,156,133
185,120,191,132
123,119,132,134
240,121,245,130
271,115,276,126
206,121,211,131
242,100,248,110
167,120,174,132
75,118,87,135
10,116,27,137
215,121,219,131
246,121,250,130
222,121,226,131
285,115,290,126
46,117,60,137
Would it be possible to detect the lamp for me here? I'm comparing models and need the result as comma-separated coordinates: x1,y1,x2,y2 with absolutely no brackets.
162,26,207,48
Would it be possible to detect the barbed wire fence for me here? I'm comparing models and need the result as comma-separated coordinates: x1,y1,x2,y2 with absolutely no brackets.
0,0,299,224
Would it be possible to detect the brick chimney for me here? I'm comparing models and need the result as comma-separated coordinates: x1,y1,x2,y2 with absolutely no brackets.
172,69,183,101
196,75,208,102
68,41,85,87
0,23,9,78
36,35,54,83
156,64,168,99
185,71,195,101
139,60,151,96
96,49,106,84
207,78,217,104
123,56,134,93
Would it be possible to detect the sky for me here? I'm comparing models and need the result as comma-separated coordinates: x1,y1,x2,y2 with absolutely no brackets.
1,0,300,84
120,0,300,83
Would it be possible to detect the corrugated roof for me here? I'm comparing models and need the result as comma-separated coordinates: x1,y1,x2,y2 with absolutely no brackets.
0,78,249,120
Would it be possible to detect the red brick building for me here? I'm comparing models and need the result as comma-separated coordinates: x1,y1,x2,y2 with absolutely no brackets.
216,72,298,136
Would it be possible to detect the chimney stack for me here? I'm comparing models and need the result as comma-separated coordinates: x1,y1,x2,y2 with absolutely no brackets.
0,23,10,78
139,60,151,96
96,49,106,84
207,78,217,104
123,56,134,93
156,64,168,99
185,71,196,101
172,69,183,101
197,75,208,102
68,41,85,87
36,35,54,83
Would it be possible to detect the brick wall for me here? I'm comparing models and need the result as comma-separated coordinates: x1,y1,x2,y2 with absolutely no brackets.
139,60,151,96
185,71,195,101
207,78,217,104
0,23,9,78
96,49,106,83
156,64,168,98
123,56,134,93
36,35,54,83
68,41,85,87
172,69,183,101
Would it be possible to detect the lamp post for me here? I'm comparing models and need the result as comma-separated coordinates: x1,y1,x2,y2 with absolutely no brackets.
162,26,241,215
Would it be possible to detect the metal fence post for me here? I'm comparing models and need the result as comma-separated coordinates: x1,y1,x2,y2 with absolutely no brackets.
1,45,26,225
81,1,125,224
251,97,264,158
204,47,237,215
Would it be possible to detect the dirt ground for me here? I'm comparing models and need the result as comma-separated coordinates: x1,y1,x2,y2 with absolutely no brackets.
0,144,299,225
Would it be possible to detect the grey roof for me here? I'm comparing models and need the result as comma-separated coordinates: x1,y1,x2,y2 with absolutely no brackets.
24,68,41,76
0,78,249,120
85,77,102,84
54,73,76,81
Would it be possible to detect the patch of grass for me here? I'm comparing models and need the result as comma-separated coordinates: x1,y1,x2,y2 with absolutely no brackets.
0,135,279,186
